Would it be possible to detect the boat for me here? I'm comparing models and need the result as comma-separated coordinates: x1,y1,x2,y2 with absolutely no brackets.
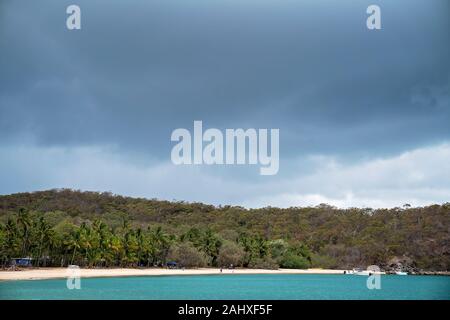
353,269,371,276
352,268,385,276
343,270,354,274
395,271,408,275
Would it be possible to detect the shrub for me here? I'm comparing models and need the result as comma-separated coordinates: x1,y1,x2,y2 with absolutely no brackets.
167,242,210,268
217,241,245,267
268,239,289,261
248,257,279,270
279,253,310,269
310,253,338,269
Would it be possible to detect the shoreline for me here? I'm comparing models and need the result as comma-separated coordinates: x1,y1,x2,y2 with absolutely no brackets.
0,267,346,281
1,268,448,281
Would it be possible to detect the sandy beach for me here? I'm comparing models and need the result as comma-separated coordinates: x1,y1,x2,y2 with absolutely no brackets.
0,268,346,281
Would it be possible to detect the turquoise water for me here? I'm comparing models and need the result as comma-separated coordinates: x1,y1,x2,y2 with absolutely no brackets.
0,274,449,300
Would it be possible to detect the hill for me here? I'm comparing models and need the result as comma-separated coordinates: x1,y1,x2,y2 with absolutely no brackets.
0,189,449,271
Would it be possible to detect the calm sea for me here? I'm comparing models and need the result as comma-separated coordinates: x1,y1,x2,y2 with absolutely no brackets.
0,274,449,300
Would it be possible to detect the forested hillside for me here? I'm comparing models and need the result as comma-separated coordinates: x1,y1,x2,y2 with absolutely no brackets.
0,189,449,271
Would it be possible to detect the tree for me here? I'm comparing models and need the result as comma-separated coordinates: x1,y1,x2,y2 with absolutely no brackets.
2,219,21,264
0,190,449,271
199,229,222,266
167,242,209,268
66,227,82,265
16,208,31,257
279,253,310,269
217,241,245,267
34,217,53,267
149,226,171,266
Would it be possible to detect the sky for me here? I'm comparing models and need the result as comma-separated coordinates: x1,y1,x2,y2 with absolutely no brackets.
0,0,449,208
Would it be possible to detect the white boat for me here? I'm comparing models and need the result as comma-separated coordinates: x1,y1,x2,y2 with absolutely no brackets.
395,271,408,275
344,270,354,274
354,270,371,276
353,268,385,276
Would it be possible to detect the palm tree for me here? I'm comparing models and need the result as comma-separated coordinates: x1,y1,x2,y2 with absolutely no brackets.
92,220,109,267
4,219,20,260
80,223,101,267
43,228,57,267
200,229,222,266
67,228,82,265
35,217,52,267
16,208,31,257
108,234,123,266
149,226,170,266
0,225,8,267
254,236,268,259
136,228,145,266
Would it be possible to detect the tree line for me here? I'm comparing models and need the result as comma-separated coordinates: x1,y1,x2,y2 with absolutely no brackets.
0,190,449,271
0,208,312,269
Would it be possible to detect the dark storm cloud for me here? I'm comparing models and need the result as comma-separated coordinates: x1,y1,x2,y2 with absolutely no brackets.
0,0,449,163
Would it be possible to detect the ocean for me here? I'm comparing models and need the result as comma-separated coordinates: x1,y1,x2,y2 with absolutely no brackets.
0,274,449,300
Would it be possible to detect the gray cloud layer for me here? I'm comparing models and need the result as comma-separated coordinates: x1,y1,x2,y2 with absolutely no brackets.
0,0,449,206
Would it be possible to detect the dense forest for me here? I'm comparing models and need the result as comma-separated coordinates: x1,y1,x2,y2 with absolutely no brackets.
0,189,449,271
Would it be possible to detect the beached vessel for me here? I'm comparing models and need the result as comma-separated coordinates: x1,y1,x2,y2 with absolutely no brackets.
352,268,385,276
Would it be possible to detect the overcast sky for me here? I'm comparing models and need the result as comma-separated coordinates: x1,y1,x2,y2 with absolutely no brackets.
1,0,449,208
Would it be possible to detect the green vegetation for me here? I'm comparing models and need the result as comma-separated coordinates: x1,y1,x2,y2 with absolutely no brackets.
0,189,449,271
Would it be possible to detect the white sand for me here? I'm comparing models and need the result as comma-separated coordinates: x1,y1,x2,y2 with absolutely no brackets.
0,268,346,281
